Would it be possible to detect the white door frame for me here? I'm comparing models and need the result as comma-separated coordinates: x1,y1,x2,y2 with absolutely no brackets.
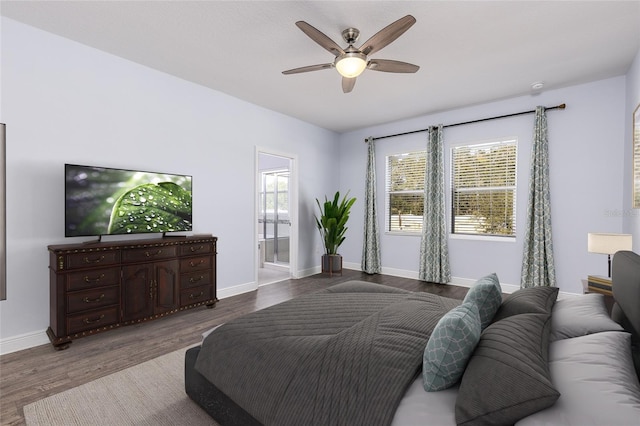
255,147,299,285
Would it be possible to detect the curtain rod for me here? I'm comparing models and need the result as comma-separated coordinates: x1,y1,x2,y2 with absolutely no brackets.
366,103,566,142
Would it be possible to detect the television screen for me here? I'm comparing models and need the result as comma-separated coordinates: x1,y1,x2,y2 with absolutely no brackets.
65,164,192,237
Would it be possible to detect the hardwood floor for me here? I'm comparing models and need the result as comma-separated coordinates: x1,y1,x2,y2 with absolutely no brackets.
0,271,467,425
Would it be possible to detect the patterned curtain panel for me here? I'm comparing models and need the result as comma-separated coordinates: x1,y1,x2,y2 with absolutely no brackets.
521,107,557,288
361,137,381,274
419,125,451,283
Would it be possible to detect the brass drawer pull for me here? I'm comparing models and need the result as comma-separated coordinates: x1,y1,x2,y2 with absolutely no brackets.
83,255,105,264
84,273,105,283
145,250,162,257
189,275,204,284
189,292,204,299
83,314,105,324
83,294,105,303
189,260,205,268
189,245,205,253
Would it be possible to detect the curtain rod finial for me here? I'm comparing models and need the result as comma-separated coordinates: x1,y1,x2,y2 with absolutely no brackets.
559,103,566,109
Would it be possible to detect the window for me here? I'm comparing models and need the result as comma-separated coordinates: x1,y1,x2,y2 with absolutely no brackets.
451,139,517,237
386,151,426,233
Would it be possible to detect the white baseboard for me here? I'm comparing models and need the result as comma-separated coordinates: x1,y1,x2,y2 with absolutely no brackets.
381,267,419,280
216,265,326,299
449,276,519,294
449,276,581,297
347,262,521,291
297,266,322,278
217,281,257,299
344,262,421,279
0,329,49,355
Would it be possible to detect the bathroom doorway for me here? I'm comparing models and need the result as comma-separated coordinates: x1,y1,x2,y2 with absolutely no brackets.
256,150,297,286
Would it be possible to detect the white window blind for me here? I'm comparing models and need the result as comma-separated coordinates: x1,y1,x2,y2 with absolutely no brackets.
386,151,426,233
451,140,517,237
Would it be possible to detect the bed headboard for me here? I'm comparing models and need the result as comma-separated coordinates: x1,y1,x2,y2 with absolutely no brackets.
611,250,640,376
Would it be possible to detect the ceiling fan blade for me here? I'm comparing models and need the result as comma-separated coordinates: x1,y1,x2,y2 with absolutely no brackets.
282,63,334,75
342,77,356,93
359,15,416,56
295,21,345,57
367,59,420,73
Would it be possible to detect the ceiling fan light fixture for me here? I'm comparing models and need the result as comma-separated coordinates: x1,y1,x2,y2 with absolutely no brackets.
283,15,419,91
335,52,367,78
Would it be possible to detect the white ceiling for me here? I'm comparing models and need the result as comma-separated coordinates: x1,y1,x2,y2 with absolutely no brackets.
2,1,639,133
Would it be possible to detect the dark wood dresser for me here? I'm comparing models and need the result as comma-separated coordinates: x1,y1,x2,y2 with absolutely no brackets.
47,235,217,349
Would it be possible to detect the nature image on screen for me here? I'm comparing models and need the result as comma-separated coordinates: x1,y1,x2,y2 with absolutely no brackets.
65,164,192,237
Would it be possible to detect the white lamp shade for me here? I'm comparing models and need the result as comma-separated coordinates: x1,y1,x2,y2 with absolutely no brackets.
587,233,633,255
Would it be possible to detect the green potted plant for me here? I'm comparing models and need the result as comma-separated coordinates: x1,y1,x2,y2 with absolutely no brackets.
315,191,356,273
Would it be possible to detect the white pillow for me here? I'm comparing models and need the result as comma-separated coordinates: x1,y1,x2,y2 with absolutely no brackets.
517,331,640,425
550,293,622,341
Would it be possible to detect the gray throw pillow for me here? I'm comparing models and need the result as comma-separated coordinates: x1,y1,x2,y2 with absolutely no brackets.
455,313,559,426
550,293,622,341
462,273,502,330
492,286,559,323
423,302,481,392
518,331,640,426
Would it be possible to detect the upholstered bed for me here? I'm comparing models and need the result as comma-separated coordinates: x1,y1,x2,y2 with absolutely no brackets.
185,250,640,425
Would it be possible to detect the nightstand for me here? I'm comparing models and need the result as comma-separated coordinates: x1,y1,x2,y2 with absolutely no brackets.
587,275,612,295
586,275,614,314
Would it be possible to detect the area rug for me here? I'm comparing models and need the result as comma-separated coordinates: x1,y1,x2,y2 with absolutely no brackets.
23,346,218,425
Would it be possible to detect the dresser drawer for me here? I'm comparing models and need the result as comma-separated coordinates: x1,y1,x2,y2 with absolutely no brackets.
66,306,119,335
66,267,120,291
67,286,120,314
179,242,213,256
122,246,177,263
64,250,120,270
179,255,212,272
180,270,212,289
180,285,213,307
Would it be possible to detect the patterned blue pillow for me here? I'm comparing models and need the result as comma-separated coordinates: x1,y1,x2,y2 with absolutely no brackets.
463,273,502,330
423,302,481,392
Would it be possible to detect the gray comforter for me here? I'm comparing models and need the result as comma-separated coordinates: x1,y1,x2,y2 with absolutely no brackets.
194,281,460,426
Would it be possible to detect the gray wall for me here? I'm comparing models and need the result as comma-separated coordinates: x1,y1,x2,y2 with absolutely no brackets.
0,18,339,351
623,49,640,249
337,77,628,294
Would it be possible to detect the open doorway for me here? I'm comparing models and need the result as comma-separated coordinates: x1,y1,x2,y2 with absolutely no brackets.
256,149,297,286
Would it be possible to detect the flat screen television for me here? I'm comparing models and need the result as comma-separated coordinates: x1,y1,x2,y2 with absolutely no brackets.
65,164,192,238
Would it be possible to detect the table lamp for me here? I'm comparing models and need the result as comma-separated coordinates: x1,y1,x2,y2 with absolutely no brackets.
587,233,633,277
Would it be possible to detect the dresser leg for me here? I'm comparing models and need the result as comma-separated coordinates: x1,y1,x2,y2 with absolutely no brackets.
47,327,71,350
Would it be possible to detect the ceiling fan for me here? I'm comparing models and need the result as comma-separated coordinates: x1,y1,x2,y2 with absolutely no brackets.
282,15,420,93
